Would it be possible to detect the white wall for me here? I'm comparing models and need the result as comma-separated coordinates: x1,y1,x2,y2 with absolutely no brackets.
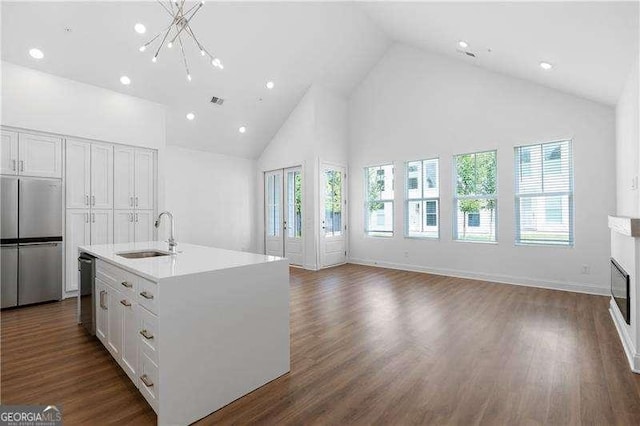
348,44,616,294
1,62,165,149
162,146,257,252
256,84,348,269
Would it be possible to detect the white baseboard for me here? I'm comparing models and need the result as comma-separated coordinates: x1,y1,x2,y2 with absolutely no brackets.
348,257,610,296
609,299,640,373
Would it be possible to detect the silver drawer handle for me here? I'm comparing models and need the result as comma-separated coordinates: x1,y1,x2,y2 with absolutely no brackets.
99,290,107,310
121,281,132,288
140,374,154,388
12,159,16,171
120,299,131,307
19,160,24,172
140,291,154,300
140,329,154,340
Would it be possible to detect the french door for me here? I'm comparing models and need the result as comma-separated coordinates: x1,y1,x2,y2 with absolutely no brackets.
264,167,303,266
320,164,347,268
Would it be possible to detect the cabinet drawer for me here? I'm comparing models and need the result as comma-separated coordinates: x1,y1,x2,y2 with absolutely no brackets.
137,278,158,314
96,260,137,297
138,305,158,364
138,353,159,414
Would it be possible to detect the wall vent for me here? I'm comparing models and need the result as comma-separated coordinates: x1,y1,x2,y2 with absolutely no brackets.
210,96,224,105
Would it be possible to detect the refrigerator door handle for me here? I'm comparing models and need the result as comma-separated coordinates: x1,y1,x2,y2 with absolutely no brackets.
19,242,61,247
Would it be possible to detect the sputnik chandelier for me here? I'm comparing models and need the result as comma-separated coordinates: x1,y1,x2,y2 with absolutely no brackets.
139,0,223,81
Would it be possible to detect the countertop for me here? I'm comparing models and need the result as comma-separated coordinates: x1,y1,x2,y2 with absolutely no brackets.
78,241,286,281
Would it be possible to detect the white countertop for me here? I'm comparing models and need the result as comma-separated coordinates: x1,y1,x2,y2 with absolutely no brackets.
78,241,286,281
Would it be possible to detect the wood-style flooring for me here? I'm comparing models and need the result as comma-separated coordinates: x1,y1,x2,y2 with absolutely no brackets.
2,264,640,425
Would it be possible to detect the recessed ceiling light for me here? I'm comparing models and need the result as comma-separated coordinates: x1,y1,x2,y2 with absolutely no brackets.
540,61,553,70
458,41,469,49
266,81,275,89
134,23,146,34
186,112,195,121
29,48,44,59
120,75,131,85
239,126,246,134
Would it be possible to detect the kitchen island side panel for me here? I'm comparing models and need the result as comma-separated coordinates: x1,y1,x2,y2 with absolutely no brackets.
157,258,290,425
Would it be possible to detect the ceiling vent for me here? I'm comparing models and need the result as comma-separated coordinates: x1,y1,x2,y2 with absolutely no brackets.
457,49,477,58
210,96,224,105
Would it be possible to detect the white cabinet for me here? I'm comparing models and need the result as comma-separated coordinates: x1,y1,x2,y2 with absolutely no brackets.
114,146,135,209
121,298,139,382
66,140,91,209
107,286,123,359
135,211,154,243
134,149,154,210
1,130,19,175
65,210,91,292
91,143,114,209
91,210,113,245
95,278,109,344
18,133,62,178
114,211,135,244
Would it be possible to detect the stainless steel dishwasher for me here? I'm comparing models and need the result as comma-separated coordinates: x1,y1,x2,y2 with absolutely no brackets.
78,253,96,335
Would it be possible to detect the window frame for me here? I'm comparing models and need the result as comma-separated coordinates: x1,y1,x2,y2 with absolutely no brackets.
452,149,498,243
364,163,395,237
514,140,574,247
404,158,440,239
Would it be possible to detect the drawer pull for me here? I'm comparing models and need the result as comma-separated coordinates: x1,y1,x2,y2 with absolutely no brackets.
140,329,154,340
121,281,133,288
120,299,131,307
140,374,154,388
140,291,154,300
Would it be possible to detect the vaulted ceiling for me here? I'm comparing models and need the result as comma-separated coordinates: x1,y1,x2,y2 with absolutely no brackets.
2,2,637,159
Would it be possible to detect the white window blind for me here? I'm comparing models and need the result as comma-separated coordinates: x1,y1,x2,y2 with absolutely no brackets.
514,140,573,246
406,158,439,238
453,150,497,242
365,164,394,236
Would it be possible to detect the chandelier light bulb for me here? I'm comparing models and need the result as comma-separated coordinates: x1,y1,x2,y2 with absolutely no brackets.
167,42,173,48
200,50,205,56
152,56,157,63
139,45,146,52
187,74,192,82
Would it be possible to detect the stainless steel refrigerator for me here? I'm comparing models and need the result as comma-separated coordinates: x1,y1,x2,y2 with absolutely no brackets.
1,177,62,308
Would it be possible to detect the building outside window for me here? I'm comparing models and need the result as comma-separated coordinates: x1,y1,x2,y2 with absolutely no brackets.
365,164,394,236
405,158,439,238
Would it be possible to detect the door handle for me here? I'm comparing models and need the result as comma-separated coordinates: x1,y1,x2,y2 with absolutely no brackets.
120,299,131,307
121,281,132,288
130,196,134,207
140,329,154,340
139,291,154,300
99,290,108,310
91,213,95,223
129,213,133,223
85,213,89,223
19,160,24,172
135,197,139,207
85,195,89,206
135,213,139,223
12,159,16,171
91,195,96,206
140,374,154,388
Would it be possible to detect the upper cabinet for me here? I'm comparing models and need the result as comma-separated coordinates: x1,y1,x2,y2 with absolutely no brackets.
1,130,62,178
135,149,154,210
66,139,113,209
114,147,154,211
1,130,19,175
114,147,135,209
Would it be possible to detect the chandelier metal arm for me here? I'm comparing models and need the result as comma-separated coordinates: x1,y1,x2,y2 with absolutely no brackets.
177,33,191,80
156,0,174,18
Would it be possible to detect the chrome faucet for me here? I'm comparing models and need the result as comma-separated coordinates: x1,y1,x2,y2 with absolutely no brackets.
155,211,177,254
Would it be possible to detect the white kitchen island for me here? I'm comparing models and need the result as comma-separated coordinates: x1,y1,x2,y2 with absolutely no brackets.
78,241,290,425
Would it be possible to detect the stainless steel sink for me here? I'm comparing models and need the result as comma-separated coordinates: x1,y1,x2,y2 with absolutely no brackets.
117,250,170,259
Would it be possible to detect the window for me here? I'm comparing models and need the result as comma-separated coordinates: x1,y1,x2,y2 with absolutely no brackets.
454,150,497,242
405,158,439,238
515,140,573,245
365,164,394,236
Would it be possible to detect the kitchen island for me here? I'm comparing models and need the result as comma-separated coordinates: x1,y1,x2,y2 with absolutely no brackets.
78,241,290,425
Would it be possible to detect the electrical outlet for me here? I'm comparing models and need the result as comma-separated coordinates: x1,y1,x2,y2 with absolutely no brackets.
581,265,591,275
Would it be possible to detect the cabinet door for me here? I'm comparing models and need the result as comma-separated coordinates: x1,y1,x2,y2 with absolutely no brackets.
65,210,90,292
91,209,113,245
18,133,62,178
107,286,123,359
134,149,154,210
91,143,113,209
66,139,91,209
134,210,154,243
114,146,135,210
1,130,19,175
114,211,135,244
121,299,138,382
95,278,109,345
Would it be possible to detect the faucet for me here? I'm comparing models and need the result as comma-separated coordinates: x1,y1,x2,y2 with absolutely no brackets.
155,211,177,254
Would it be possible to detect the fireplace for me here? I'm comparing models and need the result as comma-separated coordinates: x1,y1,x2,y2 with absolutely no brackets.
611,258,630,325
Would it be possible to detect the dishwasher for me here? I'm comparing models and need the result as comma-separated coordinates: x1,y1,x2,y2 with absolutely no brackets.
78,252,96,335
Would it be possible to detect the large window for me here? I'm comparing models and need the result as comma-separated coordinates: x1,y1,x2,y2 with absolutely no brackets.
365,164,394,236
515,140,573,245
454,150,497,242
406,158,439,238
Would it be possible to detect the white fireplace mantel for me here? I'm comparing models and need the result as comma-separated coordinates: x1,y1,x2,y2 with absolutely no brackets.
608,215,640,237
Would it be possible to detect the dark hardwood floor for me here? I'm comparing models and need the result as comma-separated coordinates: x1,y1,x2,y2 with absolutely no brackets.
3,264,640,425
